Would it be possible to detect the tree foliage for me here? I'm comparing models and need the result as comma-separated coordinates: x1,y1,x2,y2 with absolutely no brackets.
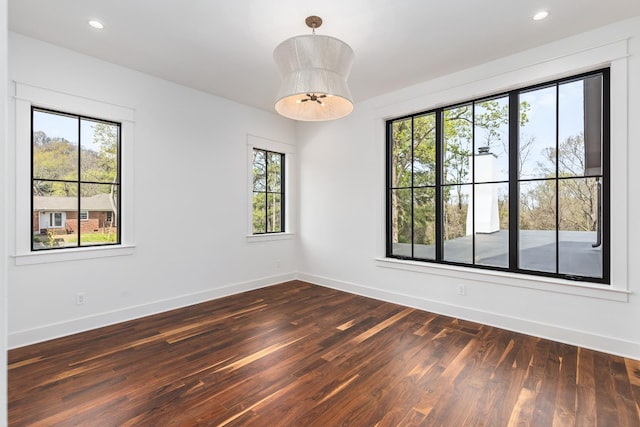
32,130,79,196
33,122,118,197
390,98,517,246
82,122,119,194
520,132,598,232
390,94,600,255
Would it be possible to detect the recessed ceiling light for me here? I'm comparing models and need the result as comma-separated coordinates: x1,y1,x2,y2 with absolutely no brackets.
88,20,104,29
533,10,549,21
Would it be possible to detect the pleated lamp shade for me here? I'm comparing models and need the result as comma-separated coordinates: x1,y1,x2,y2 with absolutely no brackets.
274,33,354,121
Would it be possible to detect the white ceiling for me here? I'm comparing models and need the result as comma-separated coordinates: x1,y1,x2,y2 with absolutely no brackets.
9,1,640,114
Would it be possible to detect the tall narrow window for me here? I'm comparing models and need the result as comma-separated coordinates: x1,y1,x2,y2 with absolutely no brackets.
386,69,609,283
32,108,121,250
252,148,285,234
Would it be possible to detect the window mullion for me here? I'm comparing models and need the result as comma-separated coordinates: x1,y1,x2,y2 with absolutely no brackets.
508,92,519,271
602,69,611,284
386,122,392,257
555,84,560,274
280,153,285,233
435,109,443,261
77,117,82,246
410,117,415,259
30,107,35,242
471,104,476,264
264,150,269,233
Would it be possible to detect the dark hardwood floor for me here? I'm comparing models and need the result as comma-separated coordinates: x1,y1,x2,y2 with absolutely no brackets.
8,280,640,426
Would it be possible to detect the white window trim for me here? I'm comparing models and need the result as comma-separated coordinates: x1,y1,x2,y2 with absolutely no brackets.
79,210,89,221
246,134,295,242
375,258,630,302
13,82,136,265
375,39,629,300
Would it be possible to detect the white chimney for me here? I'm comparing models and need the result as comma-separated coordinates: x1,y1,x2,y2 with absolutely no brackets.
467,148,500,235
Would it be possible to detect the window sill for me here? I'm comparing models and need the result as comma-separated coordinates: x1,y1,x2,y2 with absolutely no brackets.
14,245,136,265
375,257,630,302
246,232,295,243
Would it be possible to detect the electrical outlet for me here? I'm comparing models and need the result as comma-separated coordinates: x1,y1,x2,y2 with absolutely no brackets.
76,292,86,305
457,284,466,296
276,259,281,269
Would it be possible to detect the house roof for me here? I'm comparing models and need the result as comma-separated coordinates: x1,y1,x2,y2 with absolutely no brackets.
8,1,640,113
34,194,114,212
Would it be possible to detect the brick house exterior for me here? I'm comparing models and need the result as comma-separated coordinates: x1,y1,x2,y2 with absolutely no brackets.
33,194,117,235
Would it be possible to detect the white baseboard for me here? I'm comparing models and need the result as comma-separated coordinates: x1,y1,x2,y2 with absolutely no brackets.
8,272,297,349
298,273,640,360
11,271,639,360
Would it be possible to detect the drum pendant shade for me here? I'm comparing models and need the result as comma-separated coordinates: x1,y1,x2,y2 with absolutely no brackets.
273,18,354,121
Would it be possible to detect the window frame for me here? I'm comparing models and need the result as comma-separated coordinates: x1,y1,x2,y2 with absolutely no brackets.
251,148,285,234
13,82,135,265
30,107,122,251
246,135,295,242
385,69,610,284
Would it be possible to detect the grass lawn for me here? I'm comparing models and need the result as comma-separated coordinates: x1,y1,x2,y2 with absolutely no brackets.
33,231,117,247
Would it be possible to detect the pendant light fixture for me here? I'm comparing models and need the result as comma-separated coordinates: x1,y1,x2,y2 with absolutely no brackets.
273,16,355,121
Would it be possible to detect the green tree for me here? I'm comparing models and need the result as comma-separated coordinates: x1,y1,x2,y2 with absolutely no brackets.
390,99,528,246
253,149,267,233
252,150,283,233
390,114,436,245
92,122,119,182
525,132,598,232
32,132,78,196
90,122,119,233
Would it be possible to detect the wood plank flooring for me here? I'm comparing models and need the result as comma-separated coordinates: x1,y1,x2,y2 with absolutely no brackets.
8,280,640,426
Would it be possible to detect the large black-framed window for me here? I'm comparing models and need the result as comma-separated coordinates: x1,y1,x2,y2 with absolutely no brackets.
386,69,609,284
252,148,285,234
31,107,121,251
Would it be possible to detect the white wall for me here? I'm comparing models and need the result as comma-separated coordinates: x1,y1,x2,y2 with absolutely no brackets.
6,16,640,362
1,0,8,423
297,17,640,359
7,33,298,347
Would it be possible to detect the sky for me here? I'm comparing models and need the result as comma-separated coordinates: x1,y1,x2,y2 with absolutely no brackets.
441,78,592,206
32,109,111,153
